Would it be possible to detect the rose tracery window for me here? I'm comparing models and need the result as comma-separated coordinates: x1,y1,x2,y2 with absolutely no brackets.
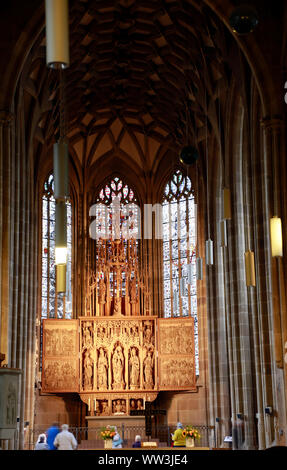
95,176,139,241
41,174,72,319
162,169,199,374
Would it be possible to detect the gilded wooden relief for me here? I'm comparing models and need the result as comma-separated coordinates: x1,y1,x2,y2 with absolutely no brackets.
42,320,79,393
158,318,196,391
80,317,157,394
42,316,197,410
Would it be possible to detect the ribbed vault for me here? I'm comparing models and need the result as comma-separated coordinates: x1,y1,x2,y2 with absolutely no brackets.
19,0,241,176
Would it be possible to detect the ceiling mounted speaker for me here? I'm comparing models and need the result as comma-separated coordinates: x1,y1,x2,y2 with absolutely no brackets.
179,146,199,166
229,5,259,35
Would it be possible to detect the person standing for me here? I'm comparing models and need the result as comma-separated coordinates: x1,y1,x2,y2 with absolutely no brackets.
34,433,49,450
112,426,123,448
172,422,186,448
132,435,141,448
53,424,78,450
46,422,60,450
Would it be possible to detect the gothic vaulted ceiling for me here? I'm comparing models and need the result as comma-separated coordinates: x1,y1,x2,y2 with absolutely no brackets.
20,0,237,176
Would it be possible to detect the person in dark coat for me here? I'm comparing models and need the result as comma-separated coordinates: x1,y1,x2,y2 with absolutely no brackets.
132,435,141,448
46,422,60,450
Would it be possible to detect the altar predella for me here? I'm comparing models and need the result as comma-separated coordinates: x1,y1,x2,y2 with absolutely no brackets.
42,239,196,416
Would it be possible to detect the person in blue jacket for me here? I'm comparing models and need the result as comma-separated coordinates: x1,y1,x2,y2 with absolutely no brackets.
112,426,123,448
46,422,60,450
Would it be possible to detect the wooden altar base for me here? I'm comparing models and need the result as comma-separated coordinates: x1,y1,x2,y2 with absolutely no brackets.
86,415,147,440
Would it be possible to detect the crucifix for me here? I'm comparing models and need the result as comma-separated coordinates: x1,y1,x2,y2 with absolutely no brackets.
130,401,166,438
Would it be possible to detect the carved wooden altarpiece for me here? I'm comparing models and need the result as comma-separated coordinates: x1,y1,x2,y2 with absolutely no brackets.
158,318,196,391
42,320,79,393
42,316,196,413
42,238,196,414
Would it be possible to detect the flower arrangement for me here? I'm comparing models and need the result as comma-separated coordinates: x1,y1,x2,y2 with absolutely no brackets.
99,426,116,440
183,426,200,440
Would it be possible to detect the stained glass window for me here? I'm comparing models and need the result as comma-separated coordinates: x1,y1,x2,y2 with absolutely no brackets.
41,174,72,319
95,176,140,240
162,169,199,374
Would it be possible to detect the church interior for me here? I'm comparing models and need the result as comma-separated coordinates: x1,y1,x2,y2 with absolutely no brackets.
0,0,287,451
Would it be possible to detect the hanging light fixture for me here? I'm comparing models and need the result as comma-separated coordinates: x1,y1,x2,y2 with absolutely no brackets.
196,257,203,280
270,215,283,257
56,264,67,293
205,239,214,266
55,201,67,265
53,141,69,200
245,250,256,287
220,220,227,247
223,188,231,220
203,57,213,267
45,0,70,69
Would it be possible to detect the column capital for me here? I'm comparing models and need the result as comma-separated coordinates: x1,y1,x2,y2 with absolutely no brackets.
0,110,14,125
260,116,284,133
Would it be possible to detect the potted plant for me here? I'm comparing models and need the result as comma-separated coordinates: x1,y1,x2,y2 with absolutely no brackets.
183,426,200,447
99,426,116,449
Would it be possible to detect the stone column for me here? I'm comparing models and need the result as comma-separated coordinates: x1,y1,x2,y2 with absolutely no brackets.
261,118,287,445
0,110,14,364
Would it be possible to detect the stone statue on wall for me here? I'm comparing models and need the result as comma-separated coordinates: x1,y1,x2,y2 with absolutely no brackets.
97,348,108,390
112,345,125,390
143,350,154,389
129,347,140,389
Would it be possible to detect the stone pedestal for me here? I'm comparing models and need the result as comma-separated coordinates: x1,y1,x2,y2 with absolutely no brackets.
0,368,21,439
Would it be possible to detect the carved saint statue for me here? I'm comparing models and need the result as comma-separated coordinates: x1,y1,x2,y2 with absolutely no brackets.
130,399,136,411
113,297,122,316
101,401,110,416
97,348,108,390
143,350,154,389
144,323,153,346
98,277,106,304
83,350,93,390
129,347,140,389
113,399,124,415
112,345,125,389
129,277,137,303
83,324,92,349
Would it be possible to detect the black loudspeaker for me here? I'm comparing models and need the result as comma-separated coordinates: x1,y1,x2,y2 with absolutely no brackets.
229,6,259,35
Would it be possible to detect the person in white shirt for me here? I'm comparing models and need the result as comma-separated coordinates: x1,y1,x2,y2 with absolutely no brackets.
53,424,77,450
